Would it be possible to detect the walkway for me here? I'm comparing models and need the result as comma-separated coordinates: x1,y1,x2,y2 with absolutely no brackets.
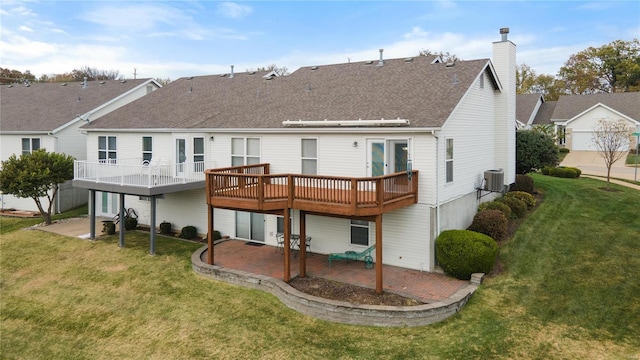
561,151,640,190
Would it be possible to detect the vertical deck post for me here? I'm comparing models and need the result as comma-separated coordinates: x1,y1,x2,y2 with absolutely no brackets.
283,207,291,282
118,193,125,248
89,189,96,240
207,205,214,265
150,195,156,256
375,214,383,294
299,210,307,278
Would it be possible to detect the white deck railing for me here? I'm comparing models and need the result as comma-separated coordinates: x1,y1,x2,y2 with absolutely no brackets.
74,158,215,188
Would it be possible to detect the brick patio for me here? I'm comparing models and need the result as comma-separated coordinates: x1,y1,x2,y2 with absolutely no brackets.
209,239,468,303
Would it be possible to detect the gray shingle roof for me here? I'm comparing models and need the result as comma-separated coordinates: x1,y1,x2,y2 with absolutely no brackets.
85,56,494,130
551,92,640,121
516,94,543,123
0,79,154,132
532,101,557,125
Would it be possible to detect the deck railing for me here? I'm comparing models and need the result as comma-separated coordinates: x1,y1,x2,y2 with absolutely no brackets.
205,164,418,211
74,158,215,188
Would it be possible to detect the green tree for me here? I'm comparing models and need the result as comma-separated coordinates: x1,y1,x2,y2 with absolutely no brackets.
516,130,559,174
0,150,75,224
592,119,632,190
558,39,640,94
516,63,565,101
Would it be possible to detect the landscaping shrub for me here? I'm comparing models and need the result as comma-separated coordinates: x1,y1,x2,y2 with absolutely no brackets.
159,221,172,235
505,191,536,209
180,226,198,239
500,196,527,218
468,210,508,242
546,166,581,178
211,230,222,240
477,200,512,219
436,230,498,280
559,147,570,153
511,174,534,194
124,216,138,231
541,166,553,175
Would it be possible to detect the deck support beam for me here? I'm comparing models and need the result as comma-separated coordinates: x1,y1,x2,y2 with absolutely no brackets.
299,210,307,278
89,190,96,240
375,214,383,294
283,207,291,282
118,193,125,248
150,195,156,255
207,205,214,265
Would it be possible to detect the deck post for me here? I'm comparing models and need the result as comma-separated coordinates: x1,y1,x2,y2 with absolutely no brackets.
299,210,307,278
375,214,383,294
119,193,125,248
283,207,291,282
89,189,96,240
150,195,156,256
207,205,214,265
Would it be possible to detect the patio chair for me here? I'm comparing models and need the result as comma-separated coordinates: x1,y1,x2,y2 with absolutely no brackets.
328,244,375,269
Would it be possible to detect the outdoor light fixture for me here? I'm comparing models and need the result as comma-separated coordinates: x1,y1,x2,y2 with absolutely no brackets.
353,141,358,148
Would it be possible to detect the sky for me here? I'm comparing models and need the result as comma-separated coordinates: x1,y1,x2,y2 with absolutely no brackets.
1,1,639,81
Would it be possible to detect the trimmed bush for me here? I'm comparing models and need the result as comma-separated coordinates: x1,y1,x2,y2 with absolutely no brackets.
436,230,498,280
478,200,512,219
559,147,570,153
500,196,527,218
469,209,508,242
505,191,536,209
124,216,138,231
541,166,553,175
180,226,198,239
511,174,534,194
159,221,172,235
546,166,581,178
209,230,222,240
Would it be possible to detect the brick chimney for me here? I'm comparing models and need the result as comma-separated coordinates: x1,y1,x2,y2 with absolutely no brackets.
492,27,516,187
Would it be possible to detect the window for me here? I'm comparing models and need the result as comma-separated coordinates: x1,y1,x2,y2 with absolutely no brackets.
446,138,453,183
301,139,317,174
98,136,117,163
232,137,260,166
350,220,369,246
21,138,40,155
142,136,152,163
193,137,204,172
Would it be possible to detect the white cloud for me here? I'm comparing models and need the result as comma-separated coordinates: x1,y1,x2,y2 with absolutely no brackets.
217,2,253,19
18,25,33,32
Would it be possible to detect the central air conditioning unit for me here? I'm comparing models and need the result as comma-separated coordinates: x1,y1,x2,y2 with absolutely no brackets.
484,169,504,192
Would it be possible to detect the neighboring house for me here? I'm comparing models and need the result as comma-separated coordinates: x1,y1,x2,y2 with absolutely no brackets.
0,78,162,212
525,92,640,151
73,29,516,285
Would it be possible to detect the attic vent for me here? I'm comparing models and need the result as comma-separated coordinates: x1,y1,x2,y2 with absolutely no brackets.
365,60,374,65
60,83,67,86
310,66,318,70
404,57,414,62
446,62,455,67
484,170,504,192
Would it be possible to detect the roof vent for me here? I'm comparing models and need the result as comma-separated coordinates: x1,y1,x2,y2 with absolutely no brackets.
7,84,13,88
404,57,414,62
99,81,106,84
248,71,256,75
230,65,234,78
83,77,88,89
60,83,67,86
365,60,374,65
186,76,194,80
24,83,30,87
446,62,455,67
219,73,227,77
311,66,318,70
120,80,126,83
378,49,384,66
500,27,509,42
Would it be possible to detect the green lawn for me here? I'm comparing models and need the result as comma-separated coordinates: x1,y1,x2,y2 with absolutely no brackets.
1,176,638,359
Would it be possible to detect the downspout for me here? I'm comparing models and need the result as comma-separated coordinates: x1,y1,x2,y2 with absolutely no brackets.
432,129,440,271
49,131,62,214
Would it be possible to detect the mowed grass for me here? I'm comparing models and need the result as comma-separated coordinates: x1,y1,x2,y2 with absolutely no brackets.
1,175,639,359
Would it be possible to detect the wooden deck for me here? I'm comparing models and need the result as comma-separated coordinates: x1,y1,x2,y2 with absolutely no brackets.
205,164,418,217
